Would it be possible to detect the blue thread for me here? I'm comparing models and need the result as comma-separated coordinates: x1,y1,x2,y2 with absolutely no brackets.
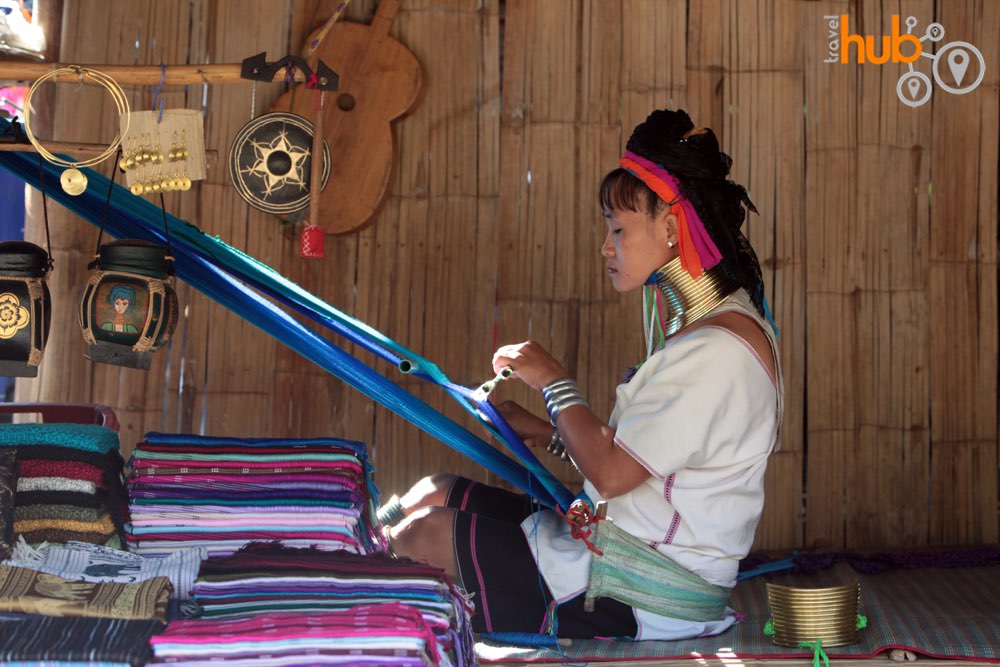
737,554,797,580
479,631,558,647
762,292,779,336
527,476,553,634
0,120,575,512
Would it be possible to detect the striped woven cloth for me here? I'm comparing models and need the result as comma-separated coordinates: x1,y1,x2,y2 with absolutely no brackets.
125,433,383,558
0,614,162,665
476,562,1000,663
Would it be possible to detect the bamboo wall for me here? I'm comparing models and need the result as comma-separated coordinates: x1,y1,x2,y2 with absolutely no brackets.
13,0,999,551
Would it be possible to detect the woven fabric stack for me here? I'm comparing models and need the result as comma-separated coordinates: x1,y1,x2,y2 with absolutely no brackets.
0,424,129,554
0,563,171,666
147,542,476,666
150,605,448,666
126,433,384,557
0,421,181,665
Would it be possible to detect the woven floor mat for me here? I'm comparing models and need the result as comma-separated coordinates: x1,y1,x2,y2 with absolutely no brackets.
476,562,1000,663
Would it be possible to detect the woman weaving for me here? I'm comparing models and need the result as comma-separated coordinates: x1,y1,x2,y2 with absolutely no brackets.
384,109,783,640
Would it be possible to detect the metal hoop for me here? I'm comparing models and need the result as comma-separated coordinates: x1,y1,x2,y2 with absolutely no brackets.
23,66,131,170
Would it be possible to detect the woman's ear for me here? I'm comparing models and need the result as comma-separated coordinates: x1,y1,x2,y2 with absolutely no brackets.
662,211,679,249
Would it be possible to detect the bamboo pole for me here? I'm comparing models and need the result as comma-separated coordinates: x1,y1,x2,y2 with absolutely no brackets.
0,62,312,86
0,140,218,160
309,91,324,230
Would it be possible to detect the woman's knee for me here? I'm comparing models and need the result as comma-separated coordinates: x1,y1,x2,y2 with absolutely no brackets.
399,472,460,510
392,506,453,546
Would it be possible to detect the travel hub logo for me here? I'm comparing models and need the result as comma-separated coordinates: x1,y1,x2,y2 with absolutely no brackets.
824,14,985,108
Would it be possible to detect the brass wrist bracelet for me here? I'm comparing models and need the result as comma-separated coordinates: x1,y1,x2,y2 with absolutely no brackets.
542,377,588,425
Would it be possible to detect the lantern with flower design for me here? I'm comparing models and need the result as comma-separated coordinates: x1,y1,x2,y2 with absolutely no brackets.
0,241,52,377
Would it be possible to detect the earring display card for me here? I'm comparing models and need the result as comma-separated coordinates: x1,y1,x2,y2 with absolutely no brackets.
118,110,207,190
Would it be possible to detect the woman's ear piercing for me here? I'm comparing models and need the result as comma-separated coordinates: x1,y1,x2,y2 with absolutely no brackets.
667,241,676,249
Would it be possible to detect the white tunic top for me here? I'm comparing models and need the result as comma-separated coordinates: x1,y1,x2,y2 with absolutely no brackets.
520,290,783,640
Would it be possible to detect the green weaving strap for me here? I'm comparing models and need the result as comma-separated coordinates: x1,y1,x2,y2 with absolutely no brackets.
587,517,730,622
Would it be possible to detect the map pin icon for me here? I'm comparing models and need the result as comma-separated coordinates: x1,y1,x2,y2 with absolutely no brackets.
907,78,921,99
948,49,970,87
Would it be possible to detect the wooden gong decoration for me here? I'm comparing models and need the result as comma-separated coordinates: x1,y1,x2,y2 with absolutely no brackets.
228,112,331,215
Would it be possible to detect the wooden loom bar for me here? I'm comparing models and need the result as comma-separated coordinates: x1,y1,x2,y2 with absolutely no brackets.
0,62,312,86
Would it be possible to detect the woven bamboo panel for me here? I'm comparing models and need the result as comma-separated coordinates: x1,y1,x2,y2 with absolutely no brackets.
15,0,999,550
720,0,806,550
926,0,999,544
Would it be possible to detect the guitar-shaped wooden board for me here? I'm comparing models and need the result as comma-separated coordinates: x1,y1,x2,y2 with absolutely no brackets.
269,0,423,234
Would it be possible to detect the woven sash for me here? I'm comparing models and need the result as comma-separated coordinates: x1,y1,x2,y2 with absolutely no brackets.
586,517,730,622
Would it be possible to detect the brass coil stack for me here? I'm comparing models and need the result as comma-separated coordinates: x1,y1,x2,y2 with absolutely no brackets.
766,580,862,648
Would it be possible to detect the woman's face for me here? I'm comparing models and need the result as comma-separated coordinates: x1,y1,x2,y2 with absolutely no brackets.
601,207,677,292
114,297,130,314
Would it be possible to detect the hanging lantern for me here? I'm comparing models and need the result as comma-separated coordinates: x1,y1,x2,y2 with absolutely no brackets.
79,240,178,370
0,241,52,377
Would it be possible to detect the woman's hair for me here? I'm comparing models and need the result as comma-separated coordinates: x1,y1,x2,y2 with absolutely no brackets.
107,284,137,314
599,109,767,318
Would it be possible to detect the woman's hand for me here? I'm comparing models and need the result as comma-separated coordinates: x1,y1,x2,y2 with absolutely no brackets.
494,400,553,448
492,340,567,391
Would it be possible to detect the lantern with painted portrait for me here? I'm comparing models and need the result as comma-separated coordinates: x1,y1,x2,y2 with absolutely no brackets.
79,240,178,370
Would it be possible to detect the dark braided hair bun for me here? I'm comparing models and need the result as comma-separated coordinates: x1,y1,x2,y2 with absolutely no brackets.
626,110,733,180
625,109,758,230
602,108,768,318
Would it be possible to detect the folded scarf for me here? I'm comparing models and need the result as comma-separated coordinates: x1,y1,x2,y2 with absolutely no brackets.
128,488,362,502
131,505,359,518
14,504,107,523
11,445,121,470
137,443,366,456
130,516,355,528
129,538,359,557
17,477,98,494
132,452,364,465
0,565,171,621
130,457,362,471
15,514,116,535
128,528,357,542
15,489,105,508
0,613,161,665
18,528,120,548
200,543,452,581
129,496,354,507
0,424,120,453
17,459,107,486
132,475,360,495
4,539,205,599
141,433,367,455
